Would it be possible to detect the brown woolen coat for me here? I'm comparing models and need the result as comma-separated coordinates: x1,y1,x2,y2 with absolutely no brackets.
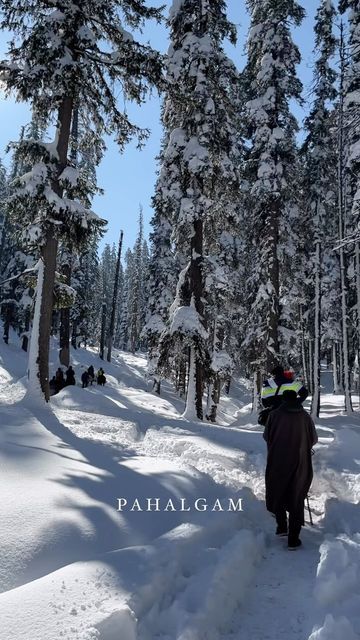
263,404,318,521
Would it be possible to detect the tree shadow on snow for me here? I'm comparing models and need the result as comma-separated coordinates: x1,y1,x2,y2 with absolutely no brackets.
15,401,243,590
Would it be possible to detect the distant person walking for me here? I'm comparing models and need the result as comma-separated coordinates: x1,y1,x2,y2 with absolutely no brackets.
263,390,318,550
81,370,90,389
65,366,75,386
49,376,57,396
55,367,65,393
261,365,308,410
97,368,106,386
258,364,308,426
88,365,95,385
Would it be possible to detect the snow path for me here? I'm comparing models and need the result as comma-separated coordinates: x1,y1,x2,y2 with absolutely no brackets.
0,341,359,639
224,536,321,640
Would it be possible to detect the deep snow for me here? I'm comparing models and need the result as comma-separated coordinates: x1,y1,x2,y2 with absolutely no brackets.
0,337,359,640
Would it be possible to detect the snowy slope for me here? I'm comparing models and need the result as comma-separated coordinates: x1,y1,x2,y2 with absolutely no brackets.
0,339,359,640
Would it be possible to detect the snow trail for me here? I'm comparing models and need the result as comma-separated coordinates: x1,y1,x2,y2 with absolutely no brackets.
0,344,359,639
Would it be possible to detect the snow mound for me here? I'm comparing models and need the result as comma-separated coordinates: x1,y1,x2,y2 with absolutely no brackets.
308,614,358,640
309,535,360,640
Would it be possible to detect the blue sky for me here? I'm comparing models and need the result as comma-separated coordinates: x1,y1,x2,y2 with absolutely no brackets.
0,0,317,254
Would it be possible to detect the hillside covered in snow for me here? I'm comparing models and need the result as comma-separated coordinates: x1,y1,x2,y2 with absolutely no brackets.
0,339,359,640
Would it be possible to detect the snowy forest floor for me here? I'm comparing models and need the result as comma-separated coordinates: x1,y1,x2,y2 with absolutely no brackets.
0,337,359,640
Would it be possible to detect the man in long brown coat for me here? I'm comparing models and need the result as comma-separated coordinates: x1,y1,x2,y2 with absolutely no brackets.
263,390,318,549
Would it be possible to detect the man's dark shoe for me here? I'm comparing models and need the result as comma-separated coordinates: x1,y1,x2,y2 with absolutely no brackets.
288,538,302,550
276,525,288,536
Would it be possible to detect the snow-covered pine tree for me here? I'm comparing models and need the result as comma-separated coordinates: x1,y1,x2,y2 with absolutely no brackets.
114,261,125,348
70,236,101,348
244,0,305,384
129,207,144,353
98,243,117,358
0,0,163,400
61,108,106,358
0,160,8,260
0,122,41,348
139,239,150,343
143,181,177,394
335,19,354,412
302,0,337,417
156,0,241,420
339,1,360,408
118,248,134,351
107,230,123,362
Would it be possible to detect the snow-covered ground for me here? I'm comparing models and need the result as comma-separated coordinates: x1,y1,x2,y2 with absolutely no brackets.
0,337,359,640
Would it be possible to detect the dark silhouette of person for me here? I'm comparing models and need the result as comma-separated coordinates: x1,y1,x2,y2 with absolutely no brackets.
55,367,65,393
65,366,75,386
88,365,95,385
49,376,57,395
97,368,106,386
263,390,318,549
81,370,90,389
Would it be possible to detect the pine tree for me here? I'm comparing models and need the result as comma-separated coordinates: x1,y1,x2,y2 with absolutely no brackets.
118,248,134,350
0,159,8,268
0,124,40,348
244,0,305,382
129,207,144,353
139,239,150,344
143,197,177,394
71,235,101,348
0,0,163,400
302,0,337,417
107,230,123,362
156,0,242,420
336,19,354,412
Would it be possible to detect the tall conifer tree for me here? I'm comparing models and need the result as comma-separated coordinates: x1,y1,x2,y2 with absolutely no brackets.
156,0,241,420
244,0,305,381
303,0,337,417
0,0,163,400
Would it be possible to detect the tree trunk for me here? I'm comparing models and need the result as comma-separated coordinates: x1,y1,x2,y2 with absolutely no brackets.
29,97,74,401
267,204,280,371
2,303,11,344
71,320,77,349
356,241,360,407
0,215,10,278
308,340,313,396
59,106,78,364
99,301,107,360
300,304,310,390
178,356,187,397
252,370,262,413
59,261,71,367
333,343,341,394
311,239,321,418
206,375,221,423
21,308,30,352
338,25,353,413
107,230,123,362
225,377,231,395
153,378,161,395
183,217,205,420
184,347,196,419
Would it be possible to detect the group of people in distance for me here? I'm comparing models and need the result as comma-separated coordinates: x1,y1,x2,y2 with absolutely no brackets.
49,364,107,395
81,366,106,388
50,366,75,395
260,364,318,551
